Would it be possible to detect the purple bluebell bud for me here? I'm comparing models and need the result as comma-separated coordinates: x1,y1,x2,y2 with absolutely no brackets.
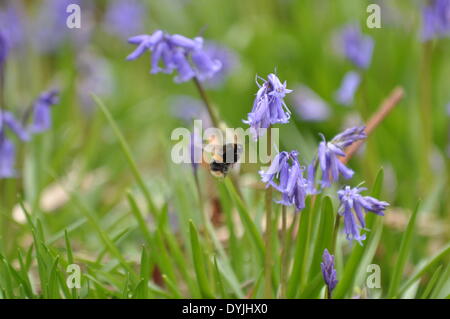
0,135,16,178
104,0,146,39
316,127,366,188
335,71,361,106
243,73,292,140
291,85,330,122
30,90,59,133
321,249,338,297
340,25,374,69
337,185,389,244
127,30,222,83
421,0,450,41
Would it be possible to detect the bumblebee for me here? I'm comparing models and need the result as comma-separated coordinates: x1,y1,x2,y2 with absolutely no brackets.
209,143,243,178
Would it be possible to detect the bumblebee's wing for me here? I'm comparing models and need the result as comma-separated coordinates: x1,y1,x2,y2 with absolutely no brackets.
222,143,243,163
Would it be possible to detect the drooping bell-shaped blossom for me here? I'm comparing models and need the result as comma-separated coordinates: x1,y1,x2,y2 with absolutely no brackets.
335,71,361,106
126,30,222,83
337,185,389,245
340,25,374,69
104,0,146,39
0,135,16,178
312,126,366,188
0,30,8,69
259,150,311,211
291,84,330,122
0,111,29,179
244,73,292,140
421,0,450,41
321,249,338,298
30,90,59,133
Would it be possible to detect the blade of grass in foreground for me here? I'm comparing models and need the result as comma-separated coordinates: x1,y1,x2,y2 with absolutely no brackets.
189,220,215,298
91,93,158,218
223,178,264,264
387,201,420,298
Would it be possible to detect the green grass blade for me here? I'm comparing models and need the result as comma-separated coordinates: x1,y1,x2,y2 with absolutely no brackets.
92,93,158,217
189,220,215,298
387,201,420,298
223,178,264,264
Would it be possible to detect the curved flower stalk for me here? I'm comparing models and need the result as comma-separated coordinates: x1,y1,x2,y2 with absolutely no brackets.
259,150,313,212
126,30,222,83
0,111,29,178
309,126,366,188
243,73,292,140
337,185,389,244
321,249,338,298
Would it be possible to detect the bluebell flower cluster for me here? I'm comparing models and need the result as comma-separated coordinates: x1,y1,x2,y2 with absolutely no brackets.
0,90,59,179
0,111,29,178
127,30,222,83
244,73,292,140
321,249,338,297
335,71,361,107
314,126,366,188
337,186,389,244
422,0,450,41
259,151,313,211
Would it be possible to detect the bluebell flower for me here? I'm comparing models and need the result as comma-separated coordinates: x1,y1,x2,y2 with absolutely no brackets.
314,126,366,188
127,30,222,83
337,185,389,244
202,42,239,88
104,0,146,39
340,25,374,69
0,111,29,178
259,150,310,211
321,249,338,298
335,71,361,106
0,3,25,51
30,90,59,133
0,30,8,69
422,0,450,41
0,135,16,178
244,73,292,140
1,111,30,142
291,84,330,122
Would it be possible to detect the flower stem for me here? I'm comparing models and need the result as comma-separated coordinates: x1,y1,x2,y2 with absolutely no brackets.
280,205,288,298
264,127,273,298
193,77,220,128
330,215,341,255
